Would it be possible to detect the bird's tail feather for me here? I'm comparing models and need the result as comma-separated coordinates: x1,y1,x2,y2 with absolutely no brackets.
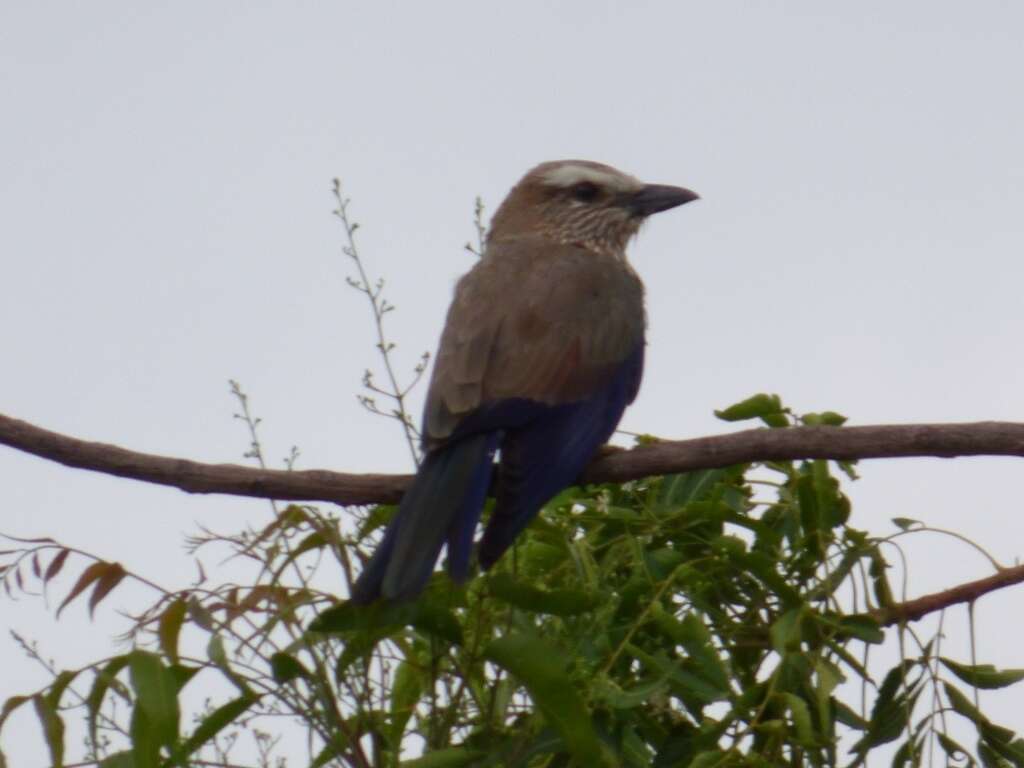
349,433,496,604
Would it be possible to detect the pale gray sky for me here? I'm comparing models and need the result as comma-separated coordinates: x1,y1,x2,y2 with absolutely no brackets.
2,2,1023,761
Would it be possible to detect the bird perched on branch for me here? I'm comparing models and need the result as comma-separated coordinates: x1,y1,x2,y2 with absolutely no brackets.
351,160,698,604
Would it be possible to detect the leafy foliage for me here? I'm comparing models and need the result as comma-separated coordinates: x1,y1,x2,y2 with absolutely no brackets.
2,395,1023,767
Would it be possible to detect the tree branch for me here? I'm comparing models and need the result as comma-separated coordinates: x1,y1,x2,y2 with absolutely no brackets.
0,412,409,505
873,562,1024,626
3,412,1024,506
5,411,1024,625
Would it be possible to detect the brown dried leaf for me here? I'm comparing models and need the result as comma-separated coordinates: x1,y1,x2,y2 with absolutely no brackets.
57,562,108,618
88,563,127,618
239,585,284,612
31,553,41,579
44,549,71,583
188,596,215,631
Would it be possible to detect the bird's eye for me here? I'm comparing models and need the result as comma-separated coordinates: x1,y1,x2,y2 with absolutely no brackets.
571,182,599,203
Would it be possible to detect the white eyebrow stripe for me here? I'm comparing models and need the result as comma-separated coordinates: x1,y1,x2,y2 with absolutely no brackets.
541,163,642,193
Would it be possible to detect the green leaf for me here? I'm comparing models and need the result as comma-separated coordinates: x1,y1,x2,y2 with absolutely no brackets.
309,737,348,768
519,539,571,574
0,695,30,730
358,504,397,538
890,738,919,768
834,700,868,730
740,551,802,607
935,732,971,763
836,615,885,644
488,572,602,615
811,459,847,528
801,411,848,427
621,724,653,767
594,676,670,710
850,663,917,755
207,634,228,667
980,728,1024,765
310,599,462,645
412,601,465,644
398,747,488,767
128,650,179,749
891,517,922,531
174,695,258,760
980,721,1017,747
814,658,843,732
770,608,804,654
205,635,253,697
390,658,424,747
271,531,329,580
796,473,820,536
32,694,64,768
761,412,790,427
99,752,136,768
291,530,328,557
977,740,1006,768
781,692,816,746
157,598,188,666
652,725,700,768
945,682,987,726
310,600,413,633
941,658,1024,690
270,652,311,683
869,551,895,608
87,656,131,748
44,670,78,712
169,664,198,693
627,643,728,705
673,613,730,692
658,469,728,506
644,548,686,580
485,632,609,766
334,629,394,680
689,750,729,768
809,548,863,599
129,703,160,768
714,393,785,423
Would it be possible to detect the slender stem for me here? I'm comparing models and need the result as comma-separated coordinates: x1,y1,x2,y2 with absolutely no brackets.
332,180,421,467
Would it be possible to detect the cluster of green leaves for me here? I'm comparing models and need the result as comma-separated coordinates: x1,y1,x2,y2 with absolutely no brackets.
2,394,1023,767
306,394,1021,767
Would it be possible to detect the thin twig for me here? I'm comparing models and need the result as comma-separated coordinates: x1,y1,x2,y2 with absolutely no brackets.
332,179,424,466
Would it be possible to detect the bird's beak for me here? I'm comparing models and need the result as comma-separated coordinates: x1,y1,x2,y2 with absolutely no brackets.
627,184,700,217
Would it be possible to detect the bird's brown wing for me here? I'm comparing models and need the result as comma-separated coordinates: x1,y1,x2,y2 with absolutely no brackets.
422,237,645,447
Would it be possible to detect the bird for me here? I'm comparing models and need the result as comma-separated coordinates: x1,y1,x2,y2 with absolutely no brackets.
350,160,698,604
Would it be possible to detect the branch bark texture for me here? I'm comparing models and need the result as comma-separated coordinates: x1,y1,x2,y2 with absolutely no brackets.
2,412,1024,506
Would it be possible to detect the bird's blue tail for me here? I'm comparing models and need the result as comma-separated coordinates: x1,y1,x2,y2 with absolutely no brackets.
349,433,497,604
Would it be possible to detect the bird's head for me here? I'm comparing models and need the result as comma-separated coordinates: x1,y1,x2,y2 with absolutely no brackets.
487,160,698,257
